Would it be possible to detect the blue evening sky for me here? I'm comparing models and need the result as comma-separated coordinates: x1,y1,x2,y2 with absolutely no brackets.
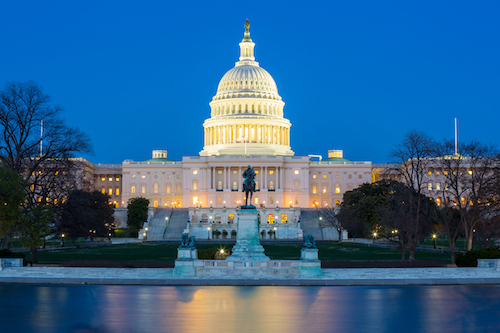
1,1,499,164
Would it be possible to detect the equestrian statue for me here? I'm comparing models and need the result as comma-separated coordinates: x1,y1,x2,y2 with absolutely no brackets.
242,165,256,208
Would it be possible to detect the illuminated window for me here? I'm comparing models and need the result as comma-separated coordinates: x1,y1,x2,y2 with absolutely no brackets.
192,181,198,191
108,188,112,196
153,200,158,208
269,180,274,190
323,175,327,179
268,214,275,224
428,170,432,175
312,175,317,179
428,183,432,191
201,213,208,223
444,170,449,175
109,177,113,182
131,174,136,179
228,214,234,224
166,185,171,194
101,177,105,182
116,188,120,196
233,196,237,204
37,197,41,202
153,183,159,193
436,197,442,205
101,188,105,194
116,177,120,181
294,170,299,175
217,180,223,190
177,174,181,179
322,186,327,193
218,170,222,174
461,197,466,205
233,180,238,190
312,186,317,194
255,170,259,174
131,186,136,194
436,183,441,190
193,197,198,205
255,180,259,190
335,183,341,193
214,214,221,223
217,196,222,204
30,184,34,190
141,186,146,194
269,170,274,175
54,198,57,205
254,197,259,205
167,174,171,179
141,175,146,179
468,170,473,175
281,214,287,223
436,170,441,175
335,200,340,206
233,170,237,174
193,170,198,175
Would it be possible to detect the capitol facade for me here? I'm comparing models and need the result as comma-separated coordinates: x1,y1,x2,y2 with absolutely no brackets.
90,21,373,240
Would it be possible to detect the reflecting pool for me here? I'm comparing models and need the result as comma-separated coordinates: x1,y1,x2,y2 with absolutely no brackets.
0,284,499,332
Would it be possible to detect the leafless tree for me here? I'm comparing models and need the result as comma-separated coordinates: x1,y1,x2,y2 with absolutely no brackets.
388,130,435,260
318,206,344,242
433,140,498,251
0,81,92,251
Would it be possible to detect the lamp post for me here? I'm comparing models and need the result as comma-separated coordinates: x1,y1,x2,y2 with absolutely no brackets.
60,233,65,250
432,234,437,248
372,232,377,244
273,227,277,240
207,227,211,240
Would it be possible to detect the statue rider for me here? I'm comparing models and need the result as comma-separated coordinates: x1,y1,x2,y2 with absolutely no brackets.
242,165,256,207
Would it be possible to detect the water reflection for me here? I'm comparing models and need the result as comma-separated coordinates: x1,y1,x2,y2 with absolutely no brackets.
0,284,499,333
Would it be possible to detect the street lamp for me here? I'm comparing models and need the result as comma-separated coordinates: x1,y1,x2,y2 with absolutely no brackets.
273,227,277,240
372,232,377,244
432,234,437,248
207,227,211,240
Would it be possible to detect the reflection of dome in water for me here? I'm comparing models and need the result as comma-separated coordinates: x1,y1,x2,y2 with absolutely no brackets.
200,21,293,157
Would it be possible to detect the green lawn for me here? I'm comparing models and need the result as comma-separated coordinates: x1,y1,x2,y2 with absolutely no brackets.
36,242,451,265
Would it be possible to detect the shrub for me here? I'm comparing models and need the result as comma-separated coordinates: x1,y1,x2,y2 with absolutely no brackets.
0,249,25,259
455,246,500,267
198,248,218,259
113,229,127,238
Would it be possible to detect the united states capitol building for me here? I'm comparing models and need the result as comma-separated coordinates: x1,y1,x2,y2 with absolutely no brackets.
89,22,375,240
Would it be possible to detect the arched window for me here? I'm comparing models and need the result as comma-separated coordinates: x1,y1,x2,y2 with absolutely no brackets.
335,200,340,207
217,180,222,190
217,196,222,204
255,180,259,190
153,182,159,194
294,180,300,190
269,180,274,190
101,188,105,194
335,183,341,193
215,214,221,223
153,200,158,208
192,196,198,205
108,188,112,196
166,184,171,194
192,181,198,191
281,214,287,223
232,180,238,191
201,214,208,223
228,214,234,224
270,196,274,204
268,214,274,224
131,185,136,194
254,197,259,205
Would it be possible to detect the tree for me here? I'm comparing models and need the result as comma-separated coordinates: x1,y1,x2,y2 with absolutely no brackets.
59,190,116,242
0,167,25,249
433,140,499,250
318,206,344,243
0,81,92,249
127,197,149,236
389,130,434,259
18,204,53,264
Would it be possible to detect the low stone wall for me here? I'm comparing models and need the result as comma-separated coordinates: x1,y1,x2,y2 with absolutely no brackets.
477,259,500,270
174,259,322,278
0,258,23,271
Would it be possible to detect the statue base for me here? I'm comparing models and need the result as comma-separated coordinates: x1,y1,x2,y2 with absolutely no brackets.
227,208,269,261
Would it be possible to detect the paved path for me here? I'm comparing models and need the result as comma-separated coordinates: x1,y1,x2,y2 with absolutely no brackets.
1,266,499,286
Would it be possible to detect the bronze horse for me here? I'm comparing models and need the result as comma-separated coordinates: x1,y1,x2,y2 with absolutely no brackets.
242,166,256,207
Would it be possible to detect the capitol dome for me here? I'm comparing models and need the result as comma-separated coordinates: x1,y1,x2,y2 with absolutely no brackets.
200,20,294,157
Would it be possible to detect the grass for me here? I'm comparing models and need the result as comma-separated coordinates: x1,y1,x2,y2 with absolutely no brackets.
36,242,452,266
